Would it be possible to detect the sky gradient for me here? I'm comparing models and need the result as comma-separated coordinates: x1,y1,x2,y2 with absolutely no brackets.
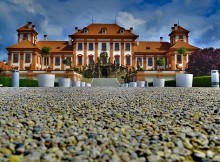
0,0,220,60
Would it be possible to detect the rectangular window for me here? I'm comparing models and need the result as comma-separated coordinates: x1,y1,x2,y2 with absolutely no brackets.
88,43,93,51
148,57,153,66
177,54,182,63
115,43,119,51
44,57,49,66
55,57,60,66
102,43,106,51
179,35,183,39
126,56,131,65
78,56,82,65
137,57,142,66
78,43,83,51
25,54,31,63
13,54,19,63
23,34,27,40
125,43,130,51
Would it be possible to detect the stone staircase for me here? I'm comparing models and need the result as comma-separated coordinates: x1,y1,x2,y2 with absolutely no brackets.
91,78,120,87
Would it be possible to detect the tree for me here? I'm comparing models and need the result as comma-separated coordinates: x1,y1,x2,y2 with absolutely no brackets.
41,46,52,73
62,58,71,77
177,47,187,55
186,48,220,76
156,58,165,69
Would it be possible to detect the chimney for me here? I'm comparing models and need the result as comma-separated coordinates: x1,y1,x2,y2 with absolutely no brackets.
160,37,163,42
130,27,133,33
68,35,72,45
44,34,47,41
174,24,178,30
28,22,32,29
32,25,35,30
75,27,78,32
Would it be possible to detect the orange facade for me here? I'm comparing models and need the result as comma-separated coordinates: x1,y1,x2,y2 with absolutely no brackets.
6,22,199,71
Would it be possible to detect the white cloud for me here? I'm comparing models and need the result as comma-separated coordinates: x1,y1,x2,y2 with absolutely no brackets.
9,0,35,13
116,12,145,29
40,19,63,38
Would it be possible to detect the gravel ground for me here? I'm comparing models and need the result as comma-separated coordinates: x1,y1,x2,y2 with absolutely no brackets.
0,87,220,162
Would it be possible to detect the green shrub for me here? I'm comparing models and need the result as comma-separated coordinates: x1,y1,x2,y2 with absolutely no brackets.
0,76,11,87
165,80,176,87
19,79,38,87
74,67,79,72
192,76,212,87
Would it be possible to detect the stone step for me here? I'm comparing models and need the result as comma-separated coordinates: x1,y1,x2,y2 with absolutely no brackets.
91,78,120,87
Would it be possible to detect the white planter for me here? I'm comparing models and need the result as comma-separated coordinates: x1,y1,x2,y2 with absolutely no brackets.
145,81,149,87
124,83,129,87
80,82,86,87
137,81,145,87
72,81,81,87
12,70,19,87
211,70,219,87
153,78,165,87
176,74,193,87
58,78,71,87
129,82,137,87
38,74,55,87
86,83,91,87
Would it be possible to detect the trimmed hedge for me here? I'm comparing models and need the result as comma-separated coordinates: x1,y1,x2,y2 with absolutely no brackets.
0,77,38,87
19,79,38,87
0,77,11,87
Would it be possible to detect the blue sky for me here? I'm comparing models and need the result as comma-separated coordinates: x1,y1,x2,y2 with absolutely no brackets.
0,0,220,61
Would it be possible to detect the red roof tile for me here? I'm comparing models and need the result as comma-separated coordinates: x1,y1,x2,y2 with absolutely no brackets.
36,41,73,52
73,23,138,38
170,40,199,50
134,41,171,54
6,40,37,49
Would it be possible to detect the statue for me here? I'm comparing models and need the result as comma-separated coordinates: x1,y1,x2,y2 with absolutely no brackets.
97,57,101,65
108,57,111,64
98,66,102,78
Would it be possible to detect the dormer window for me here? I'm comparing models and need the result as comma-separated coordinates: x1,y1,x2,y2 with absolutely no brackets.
101,28,107,34
119,28,125,34
83,27,89,33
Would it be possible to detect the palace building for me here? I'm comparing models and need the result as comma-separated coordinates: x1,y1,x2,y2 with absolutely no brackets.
6,22,199,72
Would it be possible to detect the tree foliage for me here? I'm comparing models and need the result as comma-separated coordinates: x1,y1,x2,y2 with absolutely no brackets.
156,58,165,66
41,46,52,73
177,47,187,55
62,58,71,65
186,48,220,76
41,46,51,57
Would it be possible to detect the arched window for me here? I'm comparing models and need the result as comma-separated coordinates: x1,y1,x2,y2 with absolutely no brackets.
88,54,94,65
125,55,131,65
77,54,83,65
114,55,120,65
